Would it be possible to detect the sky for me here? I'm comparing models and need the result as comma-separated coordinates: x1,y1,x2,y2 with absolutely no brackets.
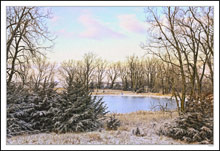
45,7,150,63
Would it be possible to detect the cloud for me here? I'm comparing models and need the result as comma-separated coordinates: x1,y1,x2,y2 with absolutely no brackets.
56,29,74,38
118,14,146,33
50,16,60,23
78,14,126,39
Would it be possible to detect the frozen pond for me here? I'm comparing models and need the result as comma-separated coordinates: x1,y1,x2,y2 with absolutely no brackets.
95,95,177,113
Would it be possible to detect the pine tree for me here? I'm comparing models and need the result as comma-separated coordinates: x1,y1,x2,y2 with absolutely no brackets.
7,83,35,137
53,78,108,133
29,82,61,132
7,77,108,136
7,82,61,137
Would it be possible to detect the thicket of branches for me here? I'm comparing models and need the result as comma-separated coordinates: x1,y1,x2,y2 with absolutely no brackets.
142,6,213,113
142,6,214,144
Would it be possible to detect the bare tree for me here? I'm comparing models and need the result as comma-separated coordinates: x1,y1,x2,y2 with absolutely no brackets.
95,58,107,89
17,61,31,87
59,60,77,91
142,6,214,113
118,62,129,90
29,56,56,91
106,62,120,89
6,6,55,86
189,7,214,91
133,58,145,92
82,52,96,91
126,55,139,92
143,57,158,92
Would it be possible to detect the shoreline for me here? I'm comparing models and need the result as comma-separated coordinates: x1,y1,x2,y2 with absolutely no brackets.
91,89,172,99
93,94,172,99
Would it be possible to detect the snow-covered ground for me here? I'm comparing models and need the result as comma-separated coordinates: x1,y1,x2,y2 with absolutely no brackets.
7,111,188,145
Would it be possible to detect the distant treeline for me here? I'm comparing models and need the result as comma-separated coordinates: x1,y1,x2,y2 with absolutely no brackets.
8,52,213,98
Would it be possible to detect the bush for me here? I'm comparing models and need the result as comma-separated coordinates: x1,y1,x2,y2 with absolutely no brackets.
106,114,120,130
157,95,213,144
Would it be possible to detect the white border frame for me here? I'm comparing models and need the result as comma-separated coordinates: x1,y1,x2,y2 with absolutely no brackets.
1,1,219,150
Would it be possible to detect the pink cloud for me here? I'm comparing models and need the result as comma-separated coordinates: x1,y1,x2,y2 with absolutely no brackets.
78,14,126,39
50,15,60,23
56,29,74,38
118,14,146,33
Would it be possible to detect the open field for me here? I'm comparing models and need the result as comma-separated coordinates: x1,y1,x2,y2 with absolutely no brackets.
7,111,190,145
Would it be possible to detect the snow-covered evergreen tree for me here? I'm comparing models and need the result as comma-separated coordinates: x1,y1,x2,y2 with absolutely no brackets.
54,78,108,133
7,83,34,137
29,82,61,132
7,82,61,137
7,65,108,137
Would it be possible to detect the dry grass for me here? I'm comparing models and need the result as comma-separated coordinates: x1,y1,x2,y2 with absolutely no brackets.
87,133,102,142
109,110,178,128
6,111,187,145
118,125,129,131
